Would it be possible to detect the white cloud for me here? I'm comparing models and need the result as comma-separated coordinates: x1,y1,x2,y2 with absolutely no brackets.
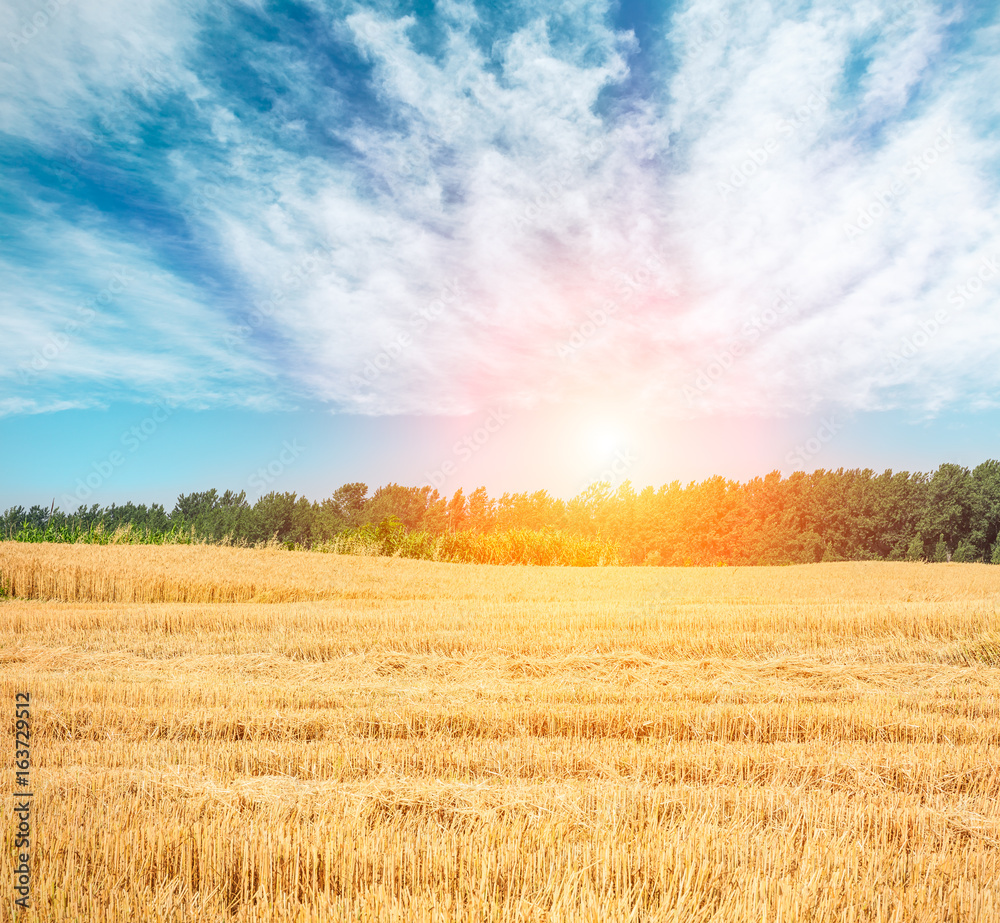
2,0,999,420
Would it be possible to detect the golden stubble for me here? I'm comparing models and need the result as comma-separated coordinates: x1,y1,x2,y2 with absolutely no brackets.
2,543,1000,921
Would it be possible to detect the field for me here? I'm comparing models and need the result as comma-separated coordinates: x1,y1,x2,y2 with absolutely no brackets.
3,543,1000,922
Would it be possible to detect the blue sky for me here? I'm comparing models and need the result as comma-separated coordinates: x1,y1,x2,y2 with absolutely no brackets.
2,0,999,509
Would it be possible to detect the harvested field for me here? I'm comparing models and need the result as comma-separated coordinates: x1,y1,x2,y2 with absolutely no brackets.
2,543,1000,921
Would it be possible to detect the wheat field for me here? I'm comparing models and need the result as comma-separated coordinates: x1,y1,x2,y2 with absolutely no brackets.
3,543,1000,921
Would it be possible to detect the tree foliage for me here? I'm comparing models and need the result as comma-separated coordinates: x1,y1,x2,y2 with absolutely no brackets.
6,462,1000,565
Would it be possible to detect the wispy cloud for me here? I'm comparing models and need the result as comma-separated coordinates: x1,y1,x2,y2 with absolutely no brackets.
3,0,999,420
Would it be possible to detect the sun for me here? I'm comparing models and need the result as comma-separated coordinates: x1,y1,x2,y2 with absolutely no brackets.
581,419,630,463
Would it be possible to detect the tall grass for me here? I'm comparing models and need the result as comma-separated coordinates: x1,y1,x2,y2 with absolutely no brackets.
9,519,196,545
316,518,621,565
5,515,623,566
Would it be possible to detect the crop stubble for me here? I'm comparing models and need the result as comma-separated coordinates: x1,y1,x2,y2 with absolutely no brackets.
2,543,1000,921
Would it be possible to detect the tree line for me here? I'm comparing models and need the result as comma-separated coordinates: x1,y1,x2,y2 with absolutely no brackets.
4,461,1000,565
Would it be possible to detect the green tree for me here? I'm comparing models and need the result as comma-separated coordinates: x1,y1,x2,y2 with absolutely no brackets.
967,460,1000,561
918,464,973,558
251,492,314,546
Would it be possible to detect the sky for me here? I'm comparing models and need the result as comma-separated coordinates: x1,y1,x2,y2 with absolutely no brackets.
2,0,999,509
